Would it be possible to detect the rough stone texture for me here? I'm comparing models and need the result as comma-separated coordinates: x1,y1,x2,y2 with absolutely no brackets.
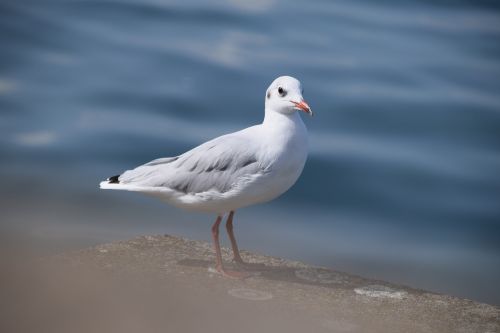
4,234,498,333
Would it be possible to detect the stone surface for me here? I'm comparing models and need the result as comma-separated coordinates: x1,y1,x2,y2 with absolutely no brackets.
2,234,498,333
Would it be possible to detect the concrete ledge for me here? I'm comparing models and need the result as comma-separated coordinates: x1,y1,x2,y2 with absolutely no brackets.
3,234,498,333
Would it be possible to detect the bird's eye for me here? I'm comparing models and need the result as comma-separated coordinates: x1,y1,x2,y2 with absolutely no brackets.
278,87,286,97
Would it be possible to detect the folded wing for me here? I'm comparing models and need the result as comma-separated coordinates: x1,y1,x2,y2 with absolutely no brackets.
118,133,266,195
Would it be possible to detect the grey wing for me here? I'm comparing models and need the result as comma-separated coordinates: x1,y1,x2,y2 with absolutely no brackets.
119,134,265,194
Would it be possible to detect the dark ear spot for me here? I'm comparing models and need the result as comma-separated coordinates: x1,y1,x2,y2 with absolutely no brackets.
267,91,271,99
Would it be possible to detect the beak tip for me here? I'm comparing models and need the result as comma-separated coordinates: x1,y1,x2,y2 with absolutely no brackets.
293,100,313,117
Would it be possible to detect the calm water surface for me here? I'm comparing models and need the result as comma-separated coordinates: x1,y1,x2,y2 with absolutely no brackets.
1,0,500,304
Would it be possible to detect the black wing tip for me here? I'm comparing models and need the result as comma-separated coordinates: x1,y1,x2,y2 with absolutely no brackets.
107,175,120,184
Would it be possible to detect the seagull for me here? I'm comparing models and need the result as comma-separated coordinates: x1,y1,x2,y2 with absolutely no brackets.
100,76,313,278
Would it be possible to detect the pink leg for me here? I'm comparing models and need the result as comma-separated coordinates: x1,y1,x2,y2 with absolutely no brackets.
225,211,267,270
211,216,224,271
211,215,249,279
225,211,245,264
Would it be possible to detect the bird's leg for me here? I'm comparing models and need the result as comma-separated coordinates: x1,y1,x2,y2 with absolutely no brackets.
225,211,267,270
211,215,224,271
211,215,249,279
225,211,245,264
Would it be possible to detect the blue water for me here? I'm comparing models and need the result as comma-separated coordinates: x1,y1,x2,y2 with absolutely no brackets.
1,0,500,304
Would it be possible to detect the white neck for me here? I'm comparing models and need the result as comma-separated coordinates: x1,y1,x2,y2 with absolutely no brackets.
261,108,308,153
260,107,309,168
262,108,303,127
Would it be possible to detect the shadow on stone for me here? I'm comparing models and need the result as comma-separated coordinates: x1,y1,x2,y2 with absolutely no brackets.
177,258,363,290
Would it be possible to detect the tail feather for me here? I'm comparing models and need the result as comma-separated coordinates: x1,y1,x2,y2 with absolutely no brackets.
100,174,121,189
108,175,120,184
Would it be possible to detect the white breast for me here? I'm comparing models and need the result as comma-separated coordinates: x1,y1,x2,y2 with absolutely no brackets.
256,111,309,202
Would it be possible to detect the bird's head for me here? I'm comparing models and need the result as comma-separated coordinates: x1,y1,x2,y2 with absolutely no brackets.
265,76,312,117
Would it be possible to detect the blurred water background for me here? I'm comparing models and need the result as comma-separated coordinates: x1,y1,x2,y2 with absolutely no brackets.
1,0,499,305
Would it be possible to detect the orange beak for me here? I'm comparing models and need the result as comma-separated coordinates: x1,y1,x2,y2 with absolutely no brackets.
292,100,313,116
